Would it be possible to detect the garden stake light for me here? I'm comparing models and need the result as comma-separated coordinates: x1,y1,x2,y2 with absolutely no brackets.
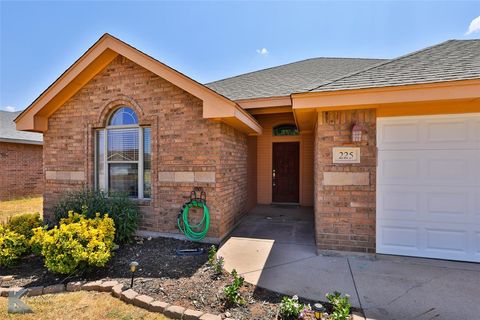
313,303,326,319
129,261,139,288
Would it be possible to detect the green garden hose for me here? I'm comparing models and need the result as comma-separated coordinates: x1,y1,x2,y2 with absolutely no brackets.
177,199,210,241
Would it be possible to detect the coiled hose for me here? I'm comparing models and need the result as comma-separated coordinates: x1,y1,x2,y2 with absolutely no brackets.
177,199,210,241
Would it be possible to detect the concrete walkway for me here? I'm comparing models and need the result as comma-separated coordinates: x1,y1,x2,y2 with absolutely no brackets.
219,205,480,320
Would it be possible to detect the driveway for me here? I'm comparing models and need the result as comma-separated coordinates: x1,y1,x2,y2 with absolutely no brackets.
219,205,480,320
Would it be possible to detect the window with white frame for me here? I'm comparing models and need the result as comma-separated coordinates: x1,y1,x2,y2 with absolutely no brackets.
95,107,151,199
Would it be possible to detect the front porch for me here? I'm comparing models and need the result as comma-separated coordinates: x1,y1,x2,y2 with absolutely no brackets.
227,204,315,246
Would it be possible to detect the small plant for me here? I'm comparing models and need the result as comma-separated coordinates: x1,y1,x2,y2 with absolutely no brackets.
326,291,351,320
208,245,217,265
6,212,43,239
0,225,27,267
53,188,139,244
279,295,309,319
31,211,115,274
223,269,245,306
213,256,225,275
208,245,224,276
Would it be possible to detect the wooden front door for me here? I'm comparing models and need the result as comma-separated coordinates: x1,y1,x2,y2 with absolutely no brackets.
272,142,300,203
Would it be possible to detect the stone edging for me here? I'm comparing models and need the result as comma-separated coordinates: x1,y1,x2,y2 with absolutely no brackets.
0,279,234,320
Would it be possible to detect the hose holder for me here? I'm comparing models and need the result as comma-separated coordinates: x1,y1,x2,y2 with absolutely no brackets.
177,187,210,241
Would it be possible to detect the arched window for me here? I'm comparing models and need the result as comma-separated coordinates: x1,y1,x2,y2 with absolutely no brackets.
109,107,139,126
273,124,299,136
95,107,151,199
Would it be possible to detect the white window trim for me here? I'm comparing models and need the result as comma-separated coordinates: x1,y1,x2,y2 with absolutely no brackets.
95,125,150,200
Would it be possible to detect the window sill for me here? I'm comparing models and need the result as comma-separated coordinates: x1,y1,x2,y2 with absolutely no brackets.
132,198,151,206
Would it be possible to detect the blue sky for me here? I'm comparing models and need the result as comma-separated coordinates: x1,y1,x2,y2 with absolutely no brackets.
1,1,479,111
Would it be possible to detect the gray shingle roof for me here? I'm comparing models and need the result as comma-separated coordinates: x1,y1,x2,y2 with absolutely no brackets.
311,39,480,92
0,111,43,144
205,57,386,100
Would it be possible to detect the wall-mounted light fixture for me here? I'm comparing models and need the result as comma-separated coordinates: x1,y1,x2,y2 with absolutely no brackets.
351,123,364,142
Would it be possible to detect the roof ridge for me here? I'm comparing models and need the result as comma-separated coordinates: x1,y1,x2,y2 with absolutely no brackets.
307,39,456,92
205,56,386,85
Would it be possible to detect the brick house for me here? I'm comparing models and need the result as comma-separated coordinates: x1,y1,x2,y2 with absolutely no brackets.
0,110,43,200
16,34,480,262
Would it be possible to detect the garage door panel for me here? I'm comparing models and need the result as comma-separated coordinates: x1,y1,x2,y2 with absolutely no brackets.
378,225,419,249
377,220,480,261
378,114,480,150
377,114,480,263
379,150,479,186
379,186,475,223
379,120,421,146
425,119,468,143
425,228,468,253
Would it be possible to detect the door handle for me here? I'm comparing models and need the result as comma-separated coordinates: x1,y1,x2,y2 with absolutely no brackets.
272,169,276,178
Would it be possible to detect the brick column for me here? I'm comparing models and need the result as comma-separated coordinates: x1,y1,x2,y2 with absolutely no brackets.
314,109,377,253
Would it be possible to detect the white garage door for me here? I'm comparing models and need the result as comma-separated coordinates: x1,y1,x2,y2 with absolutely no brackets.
377,114,480,262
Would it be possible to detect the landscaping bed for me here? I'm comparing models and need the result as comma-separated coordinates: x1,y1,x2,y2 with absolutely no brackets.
1,190,354,319
1,236,317,319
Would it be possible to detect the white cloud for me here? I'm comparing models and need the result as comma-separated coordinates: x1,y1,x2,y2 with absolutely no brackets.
2,106,16,112
466,15,480,35
256,48,269,55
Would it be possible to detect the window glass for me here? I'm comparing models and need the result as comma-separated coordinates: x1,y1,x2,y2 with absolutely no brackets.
96,130,105,191
109,107,138,126
108,163,138,197
107,129,139,161
273,124,299,136
143,128,151,198
96,106,150,199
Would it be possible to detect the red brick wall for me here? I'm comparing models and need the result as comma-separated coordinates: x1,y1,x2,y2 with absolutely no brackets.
43,56,248,239
0,142,43,200
314,109,376,253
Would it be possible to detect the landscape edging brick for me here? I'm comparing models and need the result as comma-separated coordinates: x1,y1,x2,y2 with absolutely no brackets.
0,280,226,320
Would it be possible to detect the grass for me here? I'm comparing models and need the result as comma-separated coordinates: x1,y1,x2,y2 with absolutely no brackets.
0,197,43,223
0,291,169,319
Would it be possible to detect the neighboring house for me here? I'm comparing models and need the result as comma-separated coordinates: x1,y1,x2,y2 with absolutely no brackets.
0,110,43,200
16,34,480,262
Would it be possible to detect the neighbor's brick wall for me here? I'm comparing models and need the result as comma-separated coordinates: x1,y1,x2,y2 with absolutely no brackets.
314,109,376,253
43,56,248,239
0,142,43,200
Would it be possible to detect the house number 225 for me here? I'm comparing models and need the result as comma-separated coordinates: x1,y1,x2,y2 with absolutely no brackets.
332,147,360,164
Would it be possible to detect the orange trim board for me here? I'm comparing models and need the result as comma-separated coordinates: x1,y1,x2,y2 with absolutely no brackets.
291,79,480,110
15,33,262,135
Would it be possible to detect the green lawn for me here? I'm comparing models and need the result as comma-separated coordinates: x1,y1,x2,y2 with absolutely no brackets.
0,197,43,223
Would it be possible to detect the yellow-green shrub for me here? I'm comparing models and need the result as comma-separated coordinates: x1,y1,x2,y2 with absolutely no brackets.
6,212,43,239
0,225,27,267
31,211,115,274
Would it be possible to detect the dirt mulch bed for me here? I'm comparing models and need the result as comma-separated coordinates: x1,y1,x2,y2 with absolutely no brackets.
0,237,326,319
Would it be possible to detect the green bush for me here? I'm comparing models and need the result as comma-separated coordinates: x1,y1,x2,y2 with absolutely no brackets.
53,189,139,244
326,291,351,320
6,212,43,239
31,211,115,274
279,295,309,319
0,225,28,267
